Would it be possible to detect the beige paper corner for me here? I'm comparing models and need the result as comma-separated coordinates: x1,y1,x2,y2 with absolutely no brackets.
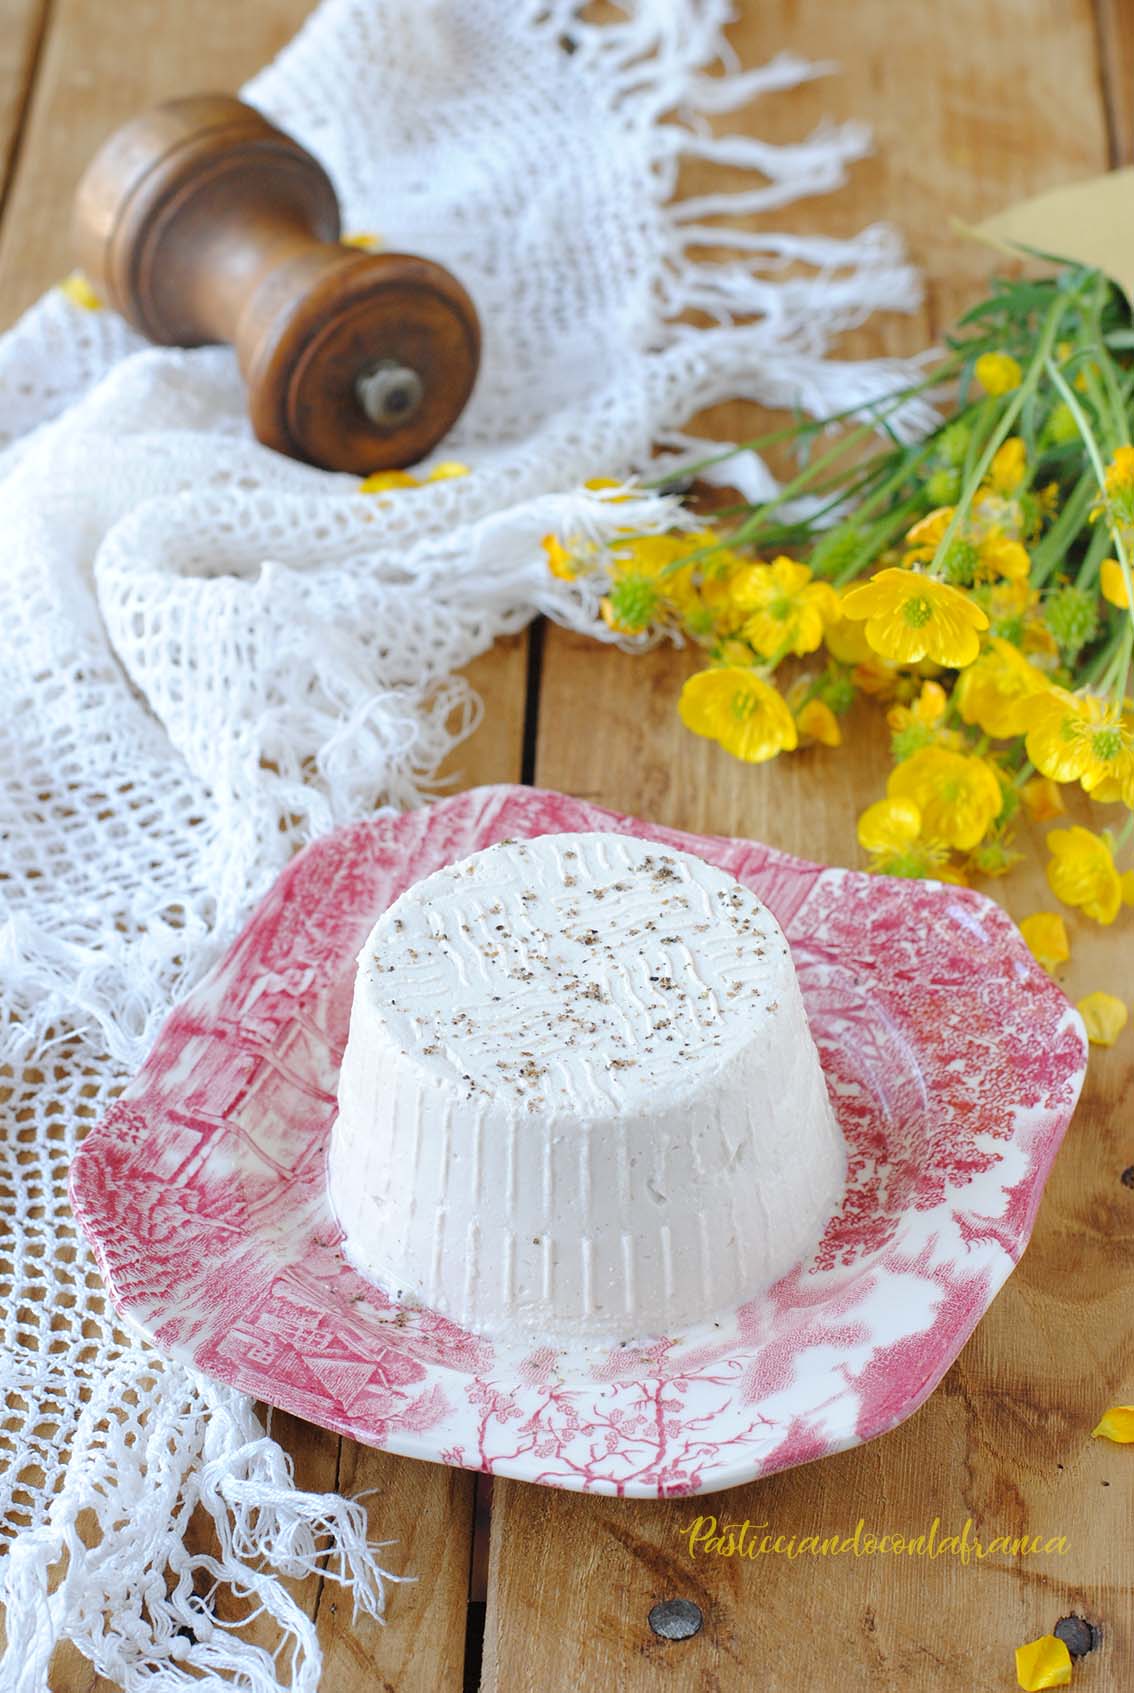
975,167,1134,307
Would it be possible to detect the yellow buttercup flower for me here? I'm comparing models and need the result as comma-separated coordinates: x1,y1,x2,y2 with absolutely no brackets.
1101,445,1134,524
694,565,750,640
908,500,1029,584
1024,689,1134,804
614,531,724,626
887,679,965,757
974,351,1022,397
887,678,947,729
977,530,1031,580
839,569,988,667
1077,991,1128,1046
1014,1634,1071,1691
851,656,904,699
1092,1405,1134,1441
1021,774,1066,823
984,576,1038,624
1046,825,1134,925
678,668,797,763
903,507,952,566
600,575,660,634
1101,557,1132,609
342,231,384,250
731,556,839,659
425,460,471,481
1019,912,1070,973
887,746,1003,851
824,608,875,666
955,638,1050,738
988,436,1027,495
965,833,1023,878
858,796,921,854
856,796,962,881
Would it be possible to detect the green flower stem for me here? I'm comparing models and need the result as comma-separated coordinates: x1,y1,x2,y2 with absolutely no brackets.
844,440,937,526
1098,617,1133,697
1074,509,1115,589
832,498,925,586
645,358,965,490
725,421,909,548
1083,623,1129,684
1030,467,1094,585
927,288,1084,580
1045,356,1134,637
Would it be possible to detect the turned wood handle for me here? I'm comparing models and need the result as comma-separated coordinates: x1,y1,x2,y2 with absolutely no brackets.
73,94,480,474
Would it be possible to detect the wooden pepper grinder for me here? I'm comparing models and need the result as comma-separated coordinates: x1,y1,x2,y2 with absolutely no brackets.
73,94,480,473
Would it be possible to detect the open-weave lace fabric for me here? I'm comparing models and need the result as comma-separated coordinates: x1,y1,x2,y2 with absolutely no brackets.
0,2,923,1686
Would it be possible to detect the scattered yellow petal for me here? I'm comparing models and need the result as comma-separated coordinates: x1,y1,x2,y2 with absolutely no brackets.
1019,912,1070,973
1021,775,1066,824
425,460,471,481
1092,1405,1134,1442
358,469,421,492
342,231,384,251
1015,1634,1072,1691
975,351,1022,397
1100,557,1131,609
795,698,841,747
955,638,1049,739
542,534,576,580
59,270,103,310
1077,991,1128,1047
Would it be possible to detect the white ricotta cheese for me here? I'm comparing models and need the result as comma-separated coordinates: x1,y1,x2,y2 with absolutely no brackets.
329,832,845,1338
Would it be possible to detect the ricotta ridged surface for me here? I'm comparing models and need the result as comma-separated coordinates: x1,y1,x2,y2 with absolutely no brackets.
329,832,845,1338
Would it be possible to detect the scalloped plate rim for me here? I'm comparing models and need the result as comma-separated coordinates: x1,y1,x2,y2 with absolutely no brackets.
70,784,1088,1498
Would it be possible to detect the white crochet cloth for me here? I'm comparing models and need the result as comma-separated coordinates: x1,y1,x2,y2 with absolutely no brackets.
0,2,922,1686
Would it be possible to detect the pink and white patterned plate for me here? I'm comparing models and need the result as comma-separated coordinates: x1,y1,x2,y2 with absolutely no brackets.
71,786,1087,1497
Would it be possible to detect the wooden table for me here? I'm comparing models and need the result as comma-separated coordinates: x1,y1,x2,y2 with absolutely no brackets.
3,2,1130,1688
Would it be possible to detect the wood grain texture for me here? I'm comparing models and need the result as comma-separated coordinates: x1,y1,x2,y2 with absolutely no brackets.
0,0,47,213
1094,0,1134,167
0,0,311,327
3,0,1131,1690
485,3,1133,1691
0,4,521,1689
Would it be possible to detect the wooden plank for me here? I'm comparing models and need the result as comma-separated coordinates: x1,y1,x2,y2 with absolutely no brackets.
1094,0,1134,166
0,0,308,326
0,3,527,1688
0,0,46,213
485,2,1132,1690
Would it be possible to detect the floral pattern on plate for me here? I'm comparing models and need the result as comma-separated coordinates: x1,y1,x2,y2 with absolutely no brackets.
71,786,1087,1496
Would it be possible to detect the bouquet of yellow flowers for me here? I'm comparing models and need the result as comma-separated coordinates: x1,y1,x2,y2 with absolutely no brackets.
546,265,1134,1045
